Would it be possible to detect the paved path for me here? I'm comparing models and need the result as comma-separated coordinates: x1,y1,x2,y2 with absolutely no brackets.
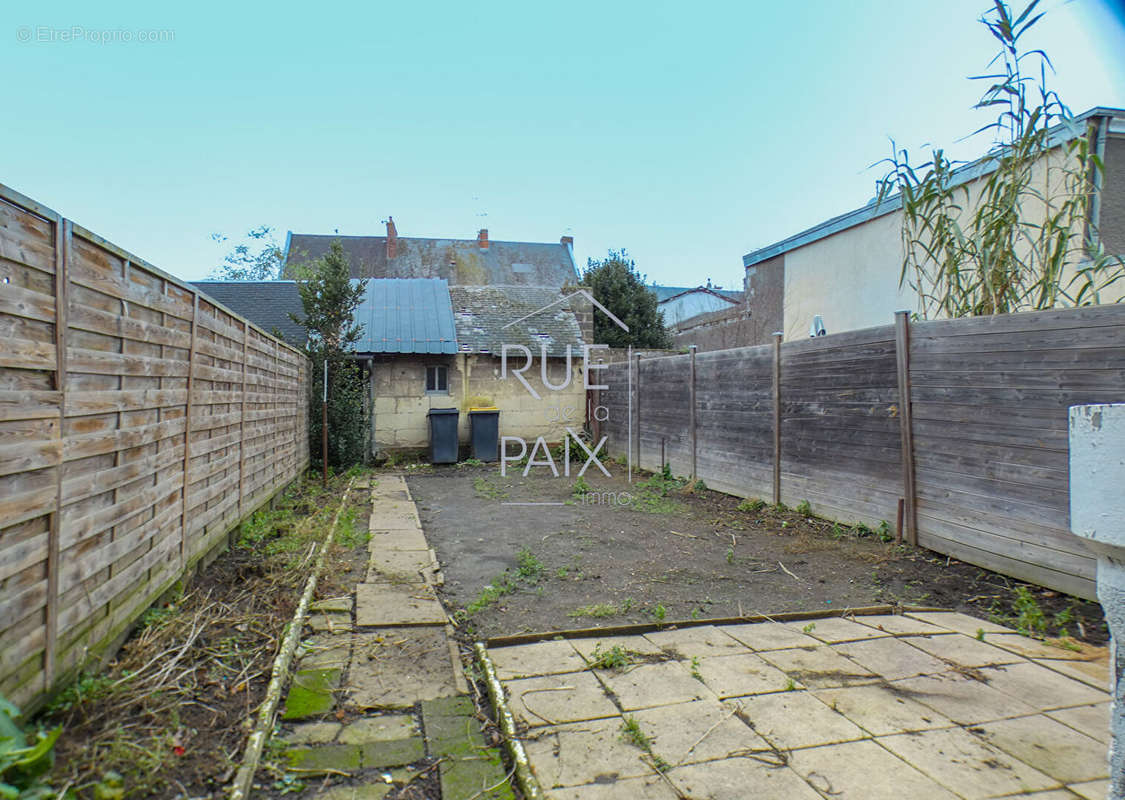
276,475,513,800
487,612,1113,799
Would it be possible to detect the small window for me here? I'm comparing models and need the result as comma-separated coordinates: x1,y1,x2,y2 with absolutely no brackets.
425,365,448,393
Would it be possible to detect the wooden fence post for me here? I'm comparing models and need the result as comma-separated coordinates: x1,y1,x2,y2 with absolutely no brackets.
45,217,70,687
772,332,782,506
689,345,697,479
894,311,919,546
181,293,200,570
634,352,642,471
238,322,248,519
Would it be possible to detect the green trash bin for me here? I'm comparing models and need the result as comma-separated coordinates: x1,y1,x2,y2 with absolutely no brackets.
469,407,500,462
427,407,460,464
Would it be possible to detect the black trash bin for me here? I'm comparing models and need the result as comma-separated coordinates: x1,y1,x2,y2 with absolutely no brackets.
469,407,500,462
427,407,460,464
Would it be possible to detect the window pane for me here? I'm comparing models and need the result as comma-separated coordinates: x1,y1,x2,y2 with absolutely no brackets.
426,367,435,391
437,366,447,391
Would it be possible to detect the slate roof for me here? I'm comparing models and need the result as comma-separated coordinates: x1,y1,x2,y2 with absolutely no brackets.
354,278,458,354
651,284,742,303
189,281,308,346
284,234,579,288
448,286,586,358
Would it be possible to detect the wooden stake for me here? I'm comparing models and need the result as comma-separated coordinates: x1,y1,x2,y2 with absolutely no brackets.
689,345,698,479
771,332,782,506
894,311,919,546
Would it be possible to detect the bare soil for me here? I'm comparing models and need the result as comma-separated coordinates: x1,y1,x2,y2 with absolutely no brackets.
407,465,1107,645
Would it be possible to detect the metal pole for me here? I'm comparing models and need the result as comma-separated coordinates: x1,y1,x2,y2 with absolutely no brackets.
322,358,328,488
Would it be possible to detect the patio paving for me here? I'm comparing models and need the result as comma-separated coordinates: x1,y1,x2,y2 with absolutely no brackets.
486,611,1113,799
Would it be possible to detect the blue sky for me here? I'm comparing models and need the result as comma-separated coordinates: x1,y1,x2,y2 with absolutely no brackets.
2,0,1123,290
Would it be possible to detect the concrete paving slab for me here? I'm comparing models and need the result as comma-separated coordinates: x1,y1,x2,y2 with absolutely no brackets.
546,775,679,800
504,671,619,728
354,582,446,626
285,721,343,744
369,530,430,551
877,726,1058,798
720,621,820,651
738,690,867,750
802,616,891,644
976,661,1109,711
854,614,952,637
642,625,753,659
300,635,352,670
892,671,1038,725
488,640,587,680
596,660,716,710
365,549,432,584
311,784,391,800
1035,656,1112,690
758,645,878,689
347,628,459,708
902,633,1023,668
338,714,418,744
812,685,954,736
311,596,354,613
630,699,769,765
905,611,1017,637
832,636,950,681
984,634,1103,662
570,635,662,661
521,718,654,788
666,755,823,800
788,739,961,799
1068,779,1111,799
307,612,353,633
688,652,794,698
1046,702,1111,744
369,509,422,531
975,715,1109,783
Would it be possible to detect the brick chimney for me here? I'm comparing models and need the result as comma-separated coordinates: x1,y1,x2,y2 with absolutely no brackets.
560,235,574,249
386,217,398,260
477,228,489,251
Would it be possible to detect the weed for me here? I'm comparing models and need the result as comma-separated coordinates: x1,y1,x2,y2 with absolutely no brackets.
1013,586,1047,638
273,774,307,795
459,458,483,467
876,520,894,542
1048,637,1082,653
784,678,797,691
796,500,812,516
621,597,636,613
690,607,701,620
855,523,873,538
802,622,816,634
830,523,845,540
690,656,703,682
651,604,667,622
572,475,591,497
569,603,620,619
725,547,735,565
473,477,509,500
46,673,116,713
589,644,631,670
516,547,545,582
621,716,653,750
737,498,766,512
334,506,370,549
1053,605,1074,635
975,628,986,641
464,574,516,616
555,566,569,579
140,604,176,630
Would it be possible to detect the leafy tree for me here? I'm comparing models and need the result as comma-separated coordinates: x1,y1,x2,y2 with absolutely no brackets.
209,226,283,280
877,0,1123,318
289,241,370,468
583,250,671,348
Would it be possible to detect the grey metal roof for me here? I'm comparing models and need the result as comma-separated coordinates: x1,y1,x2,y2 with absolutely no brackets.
354,278,458,354
448,285,586,358
743,105,1125,268
189,280,307,346
284,234,579,288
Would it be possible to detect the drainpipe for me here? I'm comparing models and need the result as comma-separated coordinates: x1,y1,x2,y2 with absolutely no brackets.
1069,403,1125,799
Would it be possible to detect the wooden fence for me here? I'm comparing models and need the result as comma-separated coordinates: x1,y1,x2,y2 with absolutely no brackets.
0,184,310,709
600,304,1125,601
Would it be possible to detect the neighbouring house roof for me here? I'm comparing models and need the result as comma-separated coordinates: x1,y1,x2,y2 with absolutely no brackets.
283,233,579,288
742,105,1125,268
449,285,586,358
650,284,742,303
189,280,308,346
657,286,742,306
354,278,459,354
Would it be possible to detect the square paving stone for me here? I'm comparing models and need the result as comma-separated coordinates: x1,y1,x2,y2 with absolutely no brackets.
984,634,1103,662
311,596,354,613
366,549,432,584
311,784,391,800
347,629,459,708
666,756,822,800
1046,702,1111,744
1036,656,1112,690
1068,779,1112,799
439,747,514,800
359,737,425,768
286,743,362,773
905,611,1017,637
975,715,1109,783
570,635,663,661
977,661,1108,711
300,635,352,671
643,625,752,659
891,671,1037,725
370,530,430,551
284,668,343,720
877,726,1058,798
521,718,654,788
720,622,820,651
355,583,446,626
631,699,768,765
596,660,716,710
286,721,342,744
504,670,619,728
788,739,960,800
308,612,353,633
339,714,419,744
902,633,1022,668
758,645,878,689
854,614,951,637
802,617,891,644
737,690,866,750
832,636,950,681
487,640,587,680
547,775,680,799
688,652,794,698
812,684,953,736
